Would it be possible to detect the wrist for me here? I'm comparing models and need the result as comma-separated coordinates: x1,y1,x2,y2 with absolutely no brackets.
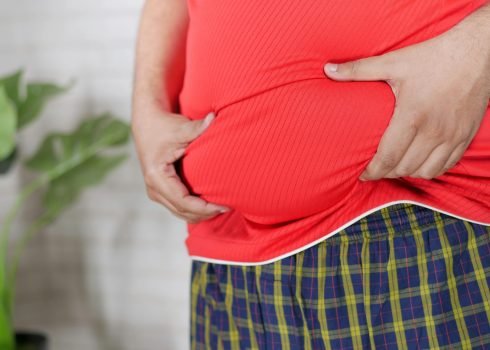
131,90,174,137
476,5,490,99
131,76,173,115
456,4,490,59
476,5,490,62
451,4,490,98
132,91,172,114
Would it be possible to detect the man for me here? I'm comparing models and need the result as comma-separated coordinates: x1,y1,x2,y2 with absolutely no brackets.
131,0,490,348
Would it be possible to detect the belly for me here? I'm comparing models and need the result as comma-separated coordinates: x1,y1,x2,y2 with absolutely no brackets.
178,0,490,224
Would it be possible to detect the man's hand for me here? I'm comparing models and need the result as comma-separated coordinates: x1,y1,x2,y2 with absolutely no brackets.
131,106,230,224
323,6,490,181
131,0,230,224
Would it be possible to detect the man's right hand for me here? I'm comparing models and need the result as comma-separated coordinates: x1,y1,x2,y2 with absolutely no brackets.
131,104,230,224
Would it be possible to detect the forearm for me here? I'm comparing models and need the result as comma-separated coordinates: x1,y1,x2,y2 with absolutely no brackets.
131,0,189,115
470,3,490,41
452,4,490,60
451,3,490,97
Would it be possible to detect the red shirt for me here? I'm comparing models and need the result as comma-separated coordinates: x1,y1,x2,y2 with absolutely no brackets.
176,0,490,265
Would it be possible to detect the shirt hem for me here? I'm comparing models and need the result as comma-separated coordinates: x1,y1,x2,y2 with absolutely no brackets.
188,199,490,266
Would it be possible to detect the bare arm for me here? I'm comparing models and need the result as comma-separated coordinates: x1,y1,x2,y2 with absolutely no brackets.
131,0,229,223
452,3,490,99
132,0,189,114
463,3,490,48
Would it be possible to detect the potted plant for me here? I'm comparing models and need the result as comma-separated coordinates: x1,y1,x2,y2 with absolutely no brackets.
0,70,131,350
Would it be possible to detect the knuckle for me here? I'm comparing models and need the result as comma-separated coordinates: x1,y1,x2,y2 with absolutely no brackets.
407,111,425,130
174,203,185,213
180,208,190,215
417,171,434,180
146,189,157,202
452,126,466,141
427,124,445,140
171,210,186,221
350,60,360,76
461,138,472,149
394,165,411,177
458,131,472,146
143,170,158,186
175,200,194,215
445,160,459,170
406,119,419,134
450,158,460,167
378,153,398,169
426,118,451,141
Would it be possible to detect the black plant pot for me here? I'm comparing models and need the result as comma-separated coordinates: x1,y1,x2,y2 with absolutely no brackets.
14,331,48,350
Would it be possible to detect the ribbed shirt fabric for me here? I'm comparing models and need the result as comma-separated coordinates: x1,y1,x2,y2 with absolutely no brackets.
176,0,490,265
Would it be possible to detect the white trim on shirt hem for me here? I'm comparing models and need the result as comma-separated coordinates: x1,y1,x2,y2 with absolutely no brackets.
188,199,490,266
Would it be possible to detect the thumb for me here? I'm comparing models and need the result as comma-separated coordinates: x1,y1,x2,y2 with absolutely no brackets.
175,111,215,144
199,111,216,132
189,111,215,138
324,54,393,82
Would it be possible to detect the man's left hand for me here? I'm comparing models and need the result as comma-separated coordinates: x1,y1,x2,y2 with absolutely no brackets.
324,8,490,181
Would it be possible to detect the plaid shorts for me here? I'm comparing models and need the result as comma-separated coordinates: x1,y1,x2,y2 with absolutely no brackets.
189,203,490,349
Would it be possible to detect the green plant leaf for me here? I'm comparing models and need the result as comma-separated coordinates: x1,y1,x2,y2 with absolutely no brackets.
44,154,127,218
17,80,73,129
0,69,22,108
24,112,130,173
7,113,130,283
0,86,17,161
0,300,14,350
0,102,129,350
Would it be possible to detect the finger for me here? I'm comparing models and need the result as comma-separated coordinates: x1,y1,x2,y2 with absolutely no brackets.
148,187,215,224
174,111,215,144
173,146,187,160
432,120,478,177
433,140,469,177
150,184,224,223
382,132,444,178
147,187,189,220
324,52,397,82
359,103,418,181
155,164,230,216
411,143,457,179
155,193,212,224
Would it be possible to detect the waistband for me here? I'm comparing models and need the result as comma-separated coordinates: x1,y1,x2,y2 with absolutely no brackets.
325,202,458,243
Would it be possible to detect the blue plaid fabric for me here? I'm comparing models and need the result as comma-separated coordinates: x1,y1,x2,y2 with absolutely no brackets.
189,202,490,349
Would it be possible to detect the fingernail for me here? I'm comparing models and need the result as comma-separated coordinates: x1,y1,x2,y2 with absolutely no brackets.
217,207,230,213
359,176,367,181
325,63,338,73
203,112,215,129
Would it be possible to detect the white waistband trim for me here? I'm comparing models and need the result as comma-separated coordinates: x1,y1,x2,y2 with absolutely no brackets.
189,199,490,266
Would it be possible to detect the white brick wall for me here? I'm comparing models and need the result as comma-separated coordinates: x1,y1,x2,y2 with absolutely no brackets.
0,1,191,349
